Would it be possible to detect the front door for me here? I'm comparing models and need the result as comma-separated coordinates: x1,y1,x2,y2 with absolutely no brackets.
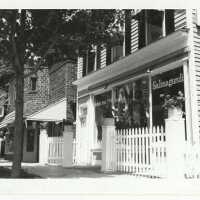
23,127,38,162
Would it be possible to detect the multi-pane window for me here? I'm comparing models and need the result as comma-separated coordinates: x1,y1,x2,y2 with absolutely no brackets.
111,45,123,63
82,49,97,77
136,9,175,48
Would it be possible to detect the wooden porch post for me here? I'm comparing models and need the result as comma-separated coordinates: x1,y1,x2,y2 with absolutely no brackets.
39,122,48,165
101,118,116,172
148,70,153,132
165,118,185,179
62,125,74,167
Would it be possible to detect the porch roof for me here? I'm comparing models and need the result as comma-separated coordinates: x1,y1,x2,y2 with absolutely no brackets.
74,29,189,93
26,98,66,122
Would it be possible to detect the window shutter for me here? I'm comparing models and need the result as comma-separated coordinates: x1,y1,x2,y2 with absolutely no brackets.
138,10,146,49
165,9,175,35
87,51,95,73
96,45,101,69
125,10,132,56
82,53,87,77
106,46,112,66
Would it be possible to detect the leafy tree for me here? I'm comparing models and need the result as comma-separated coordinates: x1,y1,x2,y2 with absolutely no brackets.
0,9,125,177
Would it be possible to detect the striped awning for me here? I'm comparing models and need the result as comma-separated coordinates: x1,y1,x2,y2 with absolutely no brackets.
0,111,15,129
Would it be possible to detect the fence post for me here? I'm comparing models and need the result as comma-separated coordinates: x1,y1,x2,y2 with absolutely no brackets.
39,125,48,165
165,118,185,179
101,118,115,172
62,125,74,167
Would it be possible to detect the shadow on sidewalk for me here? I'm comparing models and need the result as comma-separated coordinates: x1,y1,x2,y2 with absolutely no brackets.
0,166,42,178
22,165,120,179
0,164,121,179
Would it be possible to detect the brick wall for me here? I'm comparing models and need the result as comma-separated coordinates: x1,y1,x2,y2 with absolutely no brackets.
49,60,77,122
7,66,50,116
65,61,77,122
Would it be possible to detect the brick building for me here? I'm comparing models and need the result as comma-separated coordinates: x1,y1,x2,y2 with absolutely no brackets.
0,66,49,162
48,60,77,122
25,60,77,164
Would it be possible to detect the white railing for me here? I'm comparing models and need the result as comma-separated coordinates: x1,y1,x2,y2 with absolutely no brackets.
48,137,64,165
109,126,167,178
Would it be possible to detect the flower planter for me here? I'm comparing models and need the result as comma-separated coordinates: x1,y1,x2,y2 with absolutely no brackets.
167,107,183,120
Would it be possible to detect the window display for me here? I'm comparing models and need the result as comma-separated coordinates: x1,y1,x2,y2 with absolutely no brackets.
152,67,185,126
113,77,149,129
94,91,112,140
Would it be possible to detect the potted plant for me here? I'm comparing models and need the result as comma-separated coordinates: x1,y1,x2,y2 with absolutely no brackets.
160,91,185,120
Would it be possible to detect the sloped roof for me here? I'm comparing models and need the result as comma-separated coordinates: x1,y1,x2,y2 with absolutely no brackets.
26,98,66,122
0,111,15,129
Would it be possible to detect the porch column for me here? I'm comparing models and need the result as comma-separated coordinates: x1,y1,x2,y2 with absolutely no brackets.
165,118,185,179
39,123,48,165
62,125,74,167
101,118,116,172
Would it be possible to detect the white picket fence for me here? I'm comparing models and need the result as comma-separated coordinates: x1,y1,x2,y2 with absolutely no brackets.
111,126,167,177
184,143,200,178
47,137,77,165
48,137,64,165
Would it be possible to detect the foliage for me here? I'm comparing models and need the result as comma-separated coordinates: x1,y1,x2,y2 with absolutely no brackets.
0,9,127,177
0,9,125,73
160,91,185,110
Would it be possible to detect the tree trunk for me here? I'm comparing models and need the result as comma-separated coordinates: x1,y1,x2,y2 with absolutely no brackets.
11,71,24,178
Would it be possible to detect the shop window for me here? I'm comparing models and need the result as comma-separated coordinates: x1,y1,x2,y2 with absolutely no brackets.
26,129,35,152
113,77,149,129
152,67,185,127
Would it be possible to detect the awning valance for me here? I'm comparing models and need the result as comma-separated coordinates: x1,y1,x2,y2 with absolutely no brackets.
26,98,66,122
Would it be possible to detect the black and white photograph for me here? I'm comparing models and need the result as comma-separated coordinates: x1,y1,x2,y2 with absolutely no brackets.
0,3,200,199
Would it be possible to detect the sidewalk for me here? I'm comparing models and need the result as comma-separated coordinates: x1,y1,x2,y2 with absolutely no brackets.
1,158,200,197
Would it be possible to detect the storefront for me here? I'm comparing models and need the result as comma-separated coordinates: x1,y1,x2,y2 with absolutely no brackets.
76,64,187,166
74,29,190,166
93,66,185,129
